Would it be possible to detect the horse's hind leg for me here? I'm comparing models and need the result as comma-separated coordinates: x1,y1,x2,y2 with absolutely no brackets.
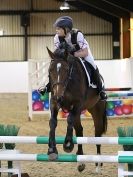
90,100,107,173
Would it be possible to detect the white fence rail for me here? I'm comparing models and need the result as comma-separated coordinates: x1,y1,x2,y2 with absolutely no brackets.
28,59,50,120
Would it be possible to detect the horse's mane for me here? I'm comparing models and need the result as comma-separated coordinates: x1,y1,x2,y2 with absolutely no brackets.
53,48,67,60
53,41,76,60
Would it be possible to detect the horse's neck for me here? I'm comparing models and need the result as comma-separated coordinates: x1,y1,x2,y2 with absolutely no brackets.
70,60,87,90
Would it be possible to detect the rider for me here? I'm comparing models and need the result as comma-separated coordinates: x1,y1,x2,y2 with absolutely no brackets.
39,16,107,101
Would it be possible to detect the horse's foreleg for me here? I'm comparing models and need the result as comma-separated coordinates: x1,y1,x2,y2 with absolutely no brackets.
74,115,85,172
63,112,74,153
48,108,58,161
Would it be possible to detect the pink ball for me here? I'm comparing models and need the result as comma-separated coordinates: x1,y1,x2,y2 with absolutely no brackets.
32,101,43,111
114,106,123,116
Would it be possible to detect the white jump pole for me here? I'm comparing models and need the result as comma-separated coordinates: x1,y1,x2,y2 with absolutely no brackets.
0,136,133,145
0,154,132,163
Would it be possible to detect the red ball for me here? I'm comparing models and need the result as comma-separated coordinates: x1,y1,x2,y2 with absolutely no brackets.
114,106,123,116
61,109,69,118
122,104,132,115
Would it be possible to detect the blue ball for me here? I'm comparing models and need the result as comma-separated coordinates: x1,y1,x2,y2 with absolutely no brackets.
32,90,40,101
43,100,49,109
106,109,114,116
114,100,122,106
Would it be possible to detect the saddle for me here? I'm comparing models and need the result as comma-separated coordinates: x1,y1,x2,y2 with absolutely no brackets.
82,60,96,87
79,59,104,89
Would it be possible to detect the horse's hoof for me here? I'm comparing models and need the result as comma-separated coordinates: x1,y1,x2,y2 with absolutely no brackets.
63,141,74,153
95,163,103,174
77,163,86,172
48,153,58,161
48,147,58,161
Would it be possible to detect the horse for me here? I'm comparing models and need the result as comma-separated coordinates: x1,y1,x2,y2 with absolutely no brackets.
47,47,107,172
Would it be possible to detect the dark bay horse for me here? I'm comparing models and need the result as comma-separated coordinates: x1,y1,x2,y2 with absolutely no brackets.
47,47,107,172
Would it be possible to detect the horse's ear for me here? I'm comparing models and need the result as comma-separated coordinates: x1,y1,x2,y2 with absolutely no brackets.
47,47,55,60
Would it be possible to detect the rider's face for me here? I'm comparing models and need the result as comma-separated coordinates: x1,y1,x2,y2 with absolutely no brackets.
55,27,65,37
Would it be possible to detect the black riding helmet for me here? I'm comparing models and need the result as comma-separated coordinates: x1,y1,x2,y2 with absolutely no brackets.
53,16,73,33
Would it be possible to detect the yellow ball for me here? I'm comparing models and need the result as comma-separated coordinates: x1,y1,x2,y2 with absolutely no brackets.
122,99,133,105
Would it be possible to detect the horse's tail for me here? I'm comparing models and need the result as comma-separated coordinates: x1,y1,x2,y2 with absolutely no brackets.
103,101,108,133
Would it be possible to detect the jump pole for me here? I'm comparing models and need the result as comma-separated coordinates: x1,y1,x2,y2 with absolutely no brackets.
107,92,133,97
105,88,132,91
0,153,132,163
0,136,133,145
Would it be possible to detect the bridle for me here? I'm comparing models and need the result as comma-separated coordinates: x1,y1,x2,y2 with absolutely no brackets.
49,60,74,98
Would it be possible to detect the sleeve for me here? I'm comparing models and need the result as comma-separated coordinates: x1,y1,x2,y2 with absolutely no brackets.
54,34,60,50
77,32,88,49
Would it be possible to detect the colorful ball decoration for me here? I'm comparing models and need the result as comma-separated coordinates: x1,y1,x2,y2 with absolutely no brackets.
32,90,40,101
58,109,92,119
121,104,132,115
63,109,69,118
122,99,133,105
65,112,69,117
40,93,49,102
114,100,122,106
32,101,43,111
43,100,49,110
63,112,69,118
114,106,123,116
106,109,114,116
57,110,67,119
43,93,49,100
40,95,45,101
32,90,49,111
107,101,115,109
106,91,133,117
57,111,63,119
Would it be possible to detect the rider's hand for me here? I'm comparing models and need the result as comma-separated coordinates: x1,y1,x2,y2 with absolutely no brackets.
74,51,79,57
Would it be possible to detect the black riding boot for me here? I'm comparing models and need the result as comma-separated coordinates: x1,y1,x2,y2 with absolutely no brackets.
93,68,107,101
38,82,51,95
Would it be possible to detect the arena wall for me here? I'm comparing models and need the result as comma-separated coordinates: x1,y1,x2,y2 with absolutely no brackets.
0,58,132,93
